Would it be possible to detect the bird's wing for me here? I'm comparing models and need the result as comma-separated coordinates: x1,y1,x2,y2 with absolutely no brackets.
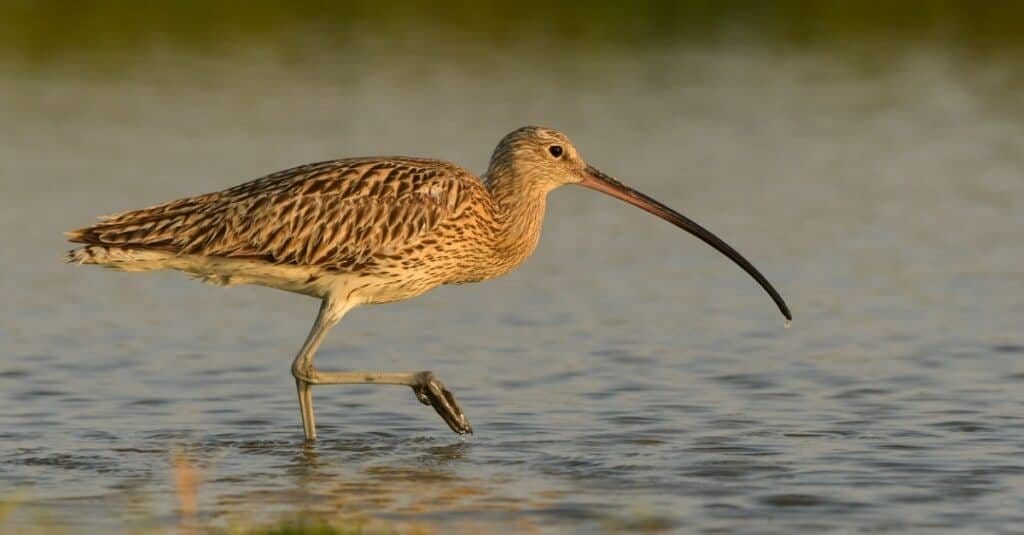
67,157,485,270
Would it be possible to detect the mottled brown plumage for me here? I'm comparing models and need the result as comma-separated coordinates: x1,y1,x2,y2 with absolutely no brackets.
67,129,572,304
66,126,791,440
69,158,497,296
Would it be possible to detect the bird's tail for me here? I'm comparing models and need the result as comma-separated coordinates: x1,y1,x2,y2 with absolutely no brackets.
64,244,174,272
64,197,203,270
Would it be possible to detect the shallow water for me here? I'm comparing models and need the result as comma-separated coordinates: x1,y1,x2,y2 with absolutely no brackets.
2,44,1023,533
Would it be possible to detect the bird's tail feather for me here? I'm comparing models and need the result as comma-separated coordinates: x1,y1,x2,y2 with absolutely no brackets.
65,245,173,272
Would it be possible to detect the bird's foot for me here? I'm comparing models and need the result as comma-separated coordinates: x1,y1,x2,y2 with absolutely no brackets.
411,371,473,435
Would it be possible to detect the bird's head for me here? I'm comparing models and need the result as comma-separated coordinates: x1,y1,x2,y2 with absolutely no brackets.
486,126,587,194
487,125,792,322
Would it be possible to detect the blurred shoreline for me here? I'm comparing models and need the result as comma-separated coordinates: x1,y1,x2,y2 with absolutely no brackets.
4,1,1024,72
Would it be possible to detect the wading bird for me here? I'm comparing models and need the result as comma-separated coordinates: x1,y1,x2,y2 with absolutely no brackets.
66,126,791,440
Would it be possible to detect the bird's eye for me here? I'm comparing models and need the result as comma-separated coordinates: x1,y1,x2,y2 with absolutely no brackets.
548,145,564,158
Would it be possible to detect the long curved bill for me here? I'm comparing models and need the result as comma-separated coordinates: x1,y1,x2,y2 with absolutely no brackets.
580,165,792,321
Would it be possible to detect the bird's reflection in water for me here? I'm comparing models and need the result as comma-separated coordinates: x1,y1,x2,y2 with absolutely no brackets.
258,435,493,519
147,427,551,531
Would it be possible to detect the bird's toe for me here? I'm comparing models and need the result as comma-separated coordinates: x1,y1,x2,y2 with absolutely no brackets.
411,371,473,435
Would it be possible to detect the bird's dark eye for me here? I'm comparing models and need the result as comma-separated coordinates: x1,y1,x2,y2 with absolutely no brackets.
548,145,564,158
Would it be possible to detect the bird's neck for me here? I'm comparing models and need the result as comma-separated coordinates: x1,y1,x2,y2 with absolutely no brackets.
483,169,548,275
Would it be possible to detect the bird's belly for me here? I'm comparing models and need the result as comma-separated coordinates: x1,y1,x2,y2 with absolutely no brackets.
340,271,445,304
166,251,483,304
167,256,426,304
162,254,334,297
355,283,434,304
346,251,496,302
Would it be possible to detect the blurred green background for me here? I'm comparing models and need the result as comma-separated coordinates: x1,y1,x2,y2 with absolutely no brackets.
4,0,1024,68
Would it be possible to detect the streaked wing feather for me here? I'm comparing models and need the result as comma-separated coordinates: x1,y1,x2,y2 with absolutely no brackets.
67,158,478,271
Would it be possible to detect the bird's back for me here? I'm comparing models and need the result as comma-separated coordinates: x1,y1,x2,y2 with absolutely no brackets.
67,157,504,296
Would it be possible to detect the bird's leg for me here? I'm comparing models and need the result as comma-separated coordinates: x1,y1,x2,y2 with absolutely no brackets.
301,370,472,435
290,298,350,441
295,378,315,439
289,299,471,438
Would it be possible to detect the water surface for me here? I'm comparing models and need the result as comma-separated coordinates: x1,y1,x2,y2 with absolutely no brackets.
2,42,1023,533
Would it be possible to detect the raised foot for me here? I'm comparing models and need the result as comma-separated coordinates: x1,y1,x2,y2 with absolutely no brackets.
411,371,473,435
